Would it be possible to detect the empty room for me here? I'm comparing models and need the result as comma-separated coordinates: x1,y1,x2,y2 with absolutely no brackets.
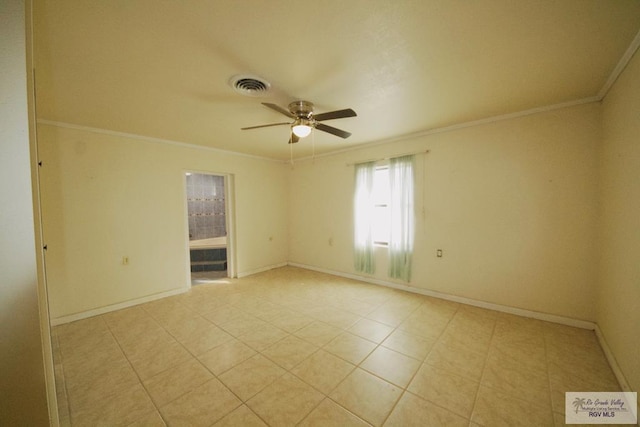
2,0,640,426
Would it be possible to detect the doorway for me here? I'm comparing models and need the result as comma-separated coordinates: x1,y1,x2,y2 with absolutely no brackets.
185,172,233,284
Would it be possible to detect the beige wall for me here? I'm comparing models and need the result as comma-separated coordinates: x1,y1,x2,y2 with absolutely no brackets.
289,103,600,321
0,0,51,424
598,49,640,393
39,124,289,320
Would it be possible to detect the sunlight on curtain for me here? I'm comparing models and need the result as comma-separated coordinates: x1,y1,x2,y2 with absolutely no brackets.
388,155,415,281
353,161,376,274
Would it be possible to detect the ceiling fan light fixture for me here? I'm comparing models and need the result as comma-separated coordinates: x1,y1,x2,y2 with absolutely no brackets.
292,119,313,138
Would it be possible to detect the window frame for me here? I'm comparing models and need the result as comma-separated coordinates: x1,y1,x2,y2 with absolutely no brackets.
372,164,390,247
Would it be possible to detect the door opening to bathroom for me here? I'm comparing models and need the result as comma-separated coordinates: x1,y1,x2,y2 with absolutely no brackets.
185,172,230,284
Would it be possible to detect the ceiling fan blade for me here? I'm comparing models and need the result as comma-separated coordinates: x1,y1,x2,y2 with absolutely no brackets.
314,108,357,122
288,132,299,144
262,102,295,118
241,122,290,130
315,123,352,139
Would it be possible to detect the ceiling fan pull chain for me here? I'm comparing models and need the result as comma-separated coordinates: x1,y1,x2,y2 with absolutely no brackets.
290,135,294,167
312,129,315,163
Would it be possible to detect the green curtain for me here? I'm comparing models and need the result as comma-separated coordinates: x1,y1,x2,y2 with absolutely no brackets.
388,155,415,281
353,161,376,274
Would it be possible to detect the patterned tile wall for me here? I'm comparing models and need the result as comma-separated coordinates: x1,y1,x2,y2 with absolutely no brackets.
186,173,226,240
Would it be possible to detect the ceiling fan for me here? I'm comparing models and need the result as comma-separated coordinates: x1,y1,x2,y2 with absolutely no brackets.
241,101,357,143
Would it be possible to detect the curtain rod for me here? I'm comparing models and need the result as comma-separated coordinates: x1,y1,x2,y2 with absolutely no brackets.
346,150,430,167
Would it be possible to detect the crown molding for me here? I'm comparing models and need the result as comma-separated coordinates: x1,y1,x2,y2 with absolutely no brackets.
294,96,600,163
36,119,287,164
597,28,640,100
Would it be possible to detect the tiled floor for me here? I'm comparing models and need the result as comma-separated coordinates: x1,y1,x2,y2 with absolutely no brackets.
52,267,621,426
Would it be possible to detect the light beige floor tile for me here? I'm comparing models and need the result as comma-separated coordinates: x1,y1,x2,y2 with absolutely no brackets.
70,383,156,426
203,305,252,325
160,378,242,426
425,339,486,381
103,306,156,331
552,411,595,427
127,410,166,426
415,298,459,319
116,327,176,361
198,338,257,375
384,391,468,427
247,373,325,426
384,393,469,427
330,368,402,426
219,354,286,401
181,324,235,355
548,362,621,415
291,349,356,394
488,337,547,374
482,354,551,406
332,297,378,317
350,288,395,306
299,398,370,427
109,316,164,345
361,346,421,388
262,334,318,370
129,340,194,380
365,305,412,327
437,327,492,355
143,358,213,406
58,329,121,362
294,321,343,346
381,329,435,361
145,301,199,326
324,332,377,365
237,323,288,352
66,358,140,412
163,315,214,342
62,337,127,380
213,405,267,427
543,322,597,347
493,314,545,342
447,306,497,337
548,358,620,391
55,316,109,344
179,293,227,316
234,298,280,316
471,385,554,427
408,364,479,419
218,314,269,337
268,311,315,333
54,267,620,427
397,315,449,341
546,339,615,380
252,305,293,323
308,306,362,329
348,318,395,343
550,387,568,416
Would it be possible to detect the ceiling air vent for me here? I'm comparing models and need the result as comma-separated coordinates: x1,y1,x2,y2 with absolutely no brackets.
229,74,271,97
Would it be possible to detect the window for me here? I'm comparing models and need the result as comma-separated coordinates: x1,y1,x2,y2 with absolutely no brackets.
372,166,390,245
354,155,415,281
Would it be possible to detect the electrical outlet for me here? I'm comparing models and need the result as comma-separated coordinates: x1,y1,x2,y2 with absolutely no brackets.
436,249,443,258
122,256,129,265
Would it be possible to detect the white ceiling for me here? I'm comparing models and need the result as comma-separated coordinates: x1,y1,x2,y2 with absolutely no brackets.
34,0,640,160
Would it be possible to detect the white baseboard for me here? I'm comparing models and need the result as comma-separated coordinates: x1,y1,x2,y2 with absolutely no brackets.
237,262,288,278
594,325,633,393
287,262,596,330
50,287,189,326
